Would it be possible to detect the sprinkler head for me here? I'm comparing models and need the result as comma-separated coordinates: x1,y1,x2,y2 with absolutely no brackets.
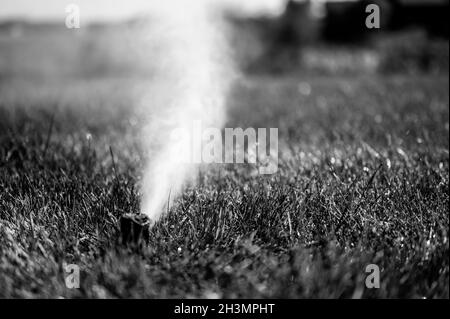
120,213,151,247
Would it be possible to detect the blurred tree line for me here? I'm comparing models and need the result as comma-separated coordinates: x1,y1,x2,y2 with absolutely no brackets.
229,0,449,74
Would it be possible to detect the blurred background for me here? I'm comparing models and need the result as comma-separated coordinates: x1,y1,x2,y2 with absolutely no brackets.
0,0,448,81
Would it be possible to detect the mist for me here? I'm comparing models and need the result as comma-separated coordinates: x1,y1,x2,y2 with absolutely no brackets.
136,1,236,222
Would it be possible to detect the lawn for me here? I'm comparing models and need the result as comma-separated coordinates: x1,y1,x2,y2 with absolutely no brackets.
0,70,448,298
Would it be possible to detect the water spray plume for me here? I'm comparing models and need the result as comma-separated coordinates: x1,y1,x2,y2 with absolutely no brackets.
137,0,235,223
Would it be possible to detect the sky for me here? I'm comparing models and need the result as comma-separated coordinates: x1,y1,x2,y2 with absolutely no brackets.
0,0,290,21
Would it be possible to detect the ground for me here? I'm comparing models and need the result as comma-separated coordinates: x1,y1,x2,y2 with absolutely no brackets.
0,26,448,298
0,72,448,298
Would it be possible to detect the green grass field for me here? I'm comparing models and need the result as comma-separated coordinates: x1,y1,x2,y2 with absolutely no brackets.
0,26,448,298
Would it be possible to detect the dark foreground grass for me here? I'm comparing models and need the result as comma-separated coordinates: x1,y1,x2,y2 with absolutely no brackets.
0,74,448,298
